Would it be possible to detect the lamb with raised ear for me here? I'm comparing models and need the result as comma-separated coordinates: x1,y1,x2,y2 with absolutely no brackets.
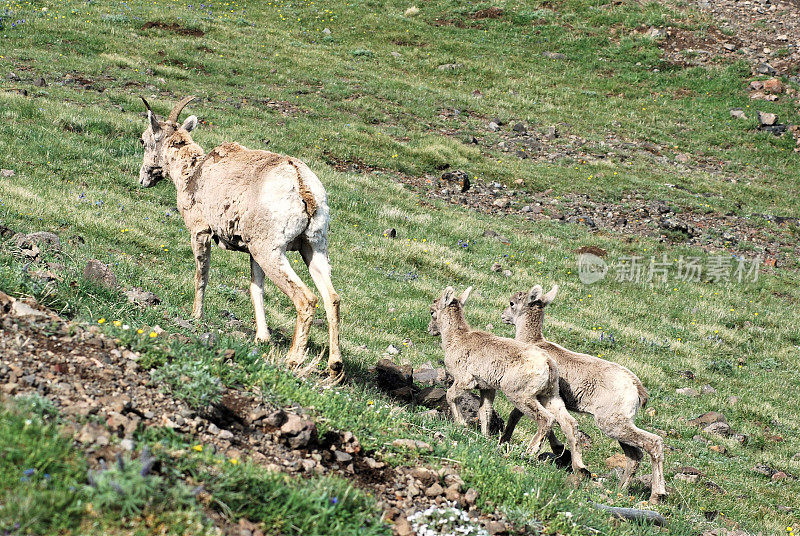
428,286,590,477
137,96,342,378
501,284,666,503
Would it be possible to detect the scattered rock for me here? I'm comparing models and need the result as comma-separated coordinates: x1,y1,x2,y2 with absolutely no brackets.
701,384,717,395
490,262,502,272
542,51,566,59
730,109,747,119
488,121,500,132
386,344,401,356
7,72,20,82
605,452,628,469
763,78,783,94
124,288,161,307
322,27,331,34
437,63,463,71
383,228,397,238
0,169,15,178
689,412,727,426
392,439,432,452
771,471,787,481
441,170,471,192
660,217,698,237
33,77,47,87
83,260,118,289
374,359,412,391
512,122,527,134
676,387,700,397
757,111,778,126
493,197,510,209
279,414,317,449
703,421,733,437
486,520,508,535
425,482,444,497
755,63,776,76
752,463,776,477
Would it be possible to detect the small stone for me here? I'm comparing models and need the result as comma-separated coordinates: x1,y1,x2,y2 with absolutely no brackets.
83,260,118,289
395,516,413,536
124,288,161,307
333,450,353,463
464,488,478,505
542,51,566,59
675,472,700,483
383,228,397,238
322,27,331,34
390,51,402,58
752,463,775,477
728,396,739,405
120,438,135,451
730,109,746,120
689,412,727,426
0,169,15,178
722,42,737,51
364,457,385,469
756,63,776,76
544,126,558,140
757,111,778,126
763,78,783,94
502,269,512,277
676,387,700,397
8,72,20,81
675,153,690,164
488,121,500,132
708,444,726,454
437,63,463,71
486,520,508,535
493,197,510,208
701,384,717,395
425,482,444,497
490,262,502,272
445,484,461,501
33,77,47,87
512,122,527,134
703,421,733,437
771,471,787,481
386,344,401,355
391,438,432,451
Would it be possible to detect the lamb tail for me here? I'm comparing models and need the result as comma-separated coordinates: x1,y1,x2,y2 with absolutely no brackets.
636,379,649,409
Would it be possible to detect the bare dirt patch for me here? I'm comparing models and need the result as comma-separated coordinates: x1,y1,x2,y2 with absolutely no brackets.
471,7,504,19
141,21,205,37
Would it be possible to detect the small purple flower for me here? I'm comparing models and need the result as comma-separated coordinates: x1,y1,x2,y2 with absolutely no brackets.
330,497,338,505
23,468,35,476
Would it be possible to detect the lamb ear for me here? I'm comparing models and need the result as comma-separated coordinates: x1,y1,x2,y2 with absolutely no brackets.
541,284,559,306
525,285,543,307
457,286,473,306
182,115,198,132
442,287,456,305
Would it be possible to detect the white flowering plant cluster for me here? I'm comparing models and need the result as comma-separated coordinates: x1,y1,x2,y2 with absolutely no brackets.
407,504,489,536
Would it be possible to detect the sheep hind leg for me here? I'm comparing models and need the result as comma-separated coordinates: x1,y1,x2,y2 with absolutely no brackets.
300,241,342,378
543,396,590,477
500,408,523,444
508,397,554,456
618,442,643,490
446,382,471,427
600,417,667,504
253,248,318,369
249,256,270,343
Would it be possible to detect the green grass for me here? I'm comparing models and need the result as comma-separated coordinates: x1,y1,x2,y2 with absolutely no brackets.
1,0,799,534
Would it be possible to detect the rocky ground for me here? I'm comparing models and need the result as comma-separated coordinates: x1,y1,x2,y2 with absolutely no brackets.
0,291,528,536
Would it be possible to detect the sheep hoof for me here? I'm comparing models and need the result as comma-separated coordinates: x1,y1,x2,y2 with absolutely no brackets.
649,493,667,505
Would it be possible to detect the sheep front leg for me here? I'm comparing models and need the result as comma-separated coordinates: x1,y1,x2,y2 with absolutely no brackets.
190,232,211,319
478,389,496,437
446,382,470,427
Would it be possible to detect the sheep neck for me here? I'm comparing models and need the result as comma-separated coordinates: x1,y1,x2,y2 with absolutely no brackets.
162,130,206,209
439,306,470,348
515,307,545,343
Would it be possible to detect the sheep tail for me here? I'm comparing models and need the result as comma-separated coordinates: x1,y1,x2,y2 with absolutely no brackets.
636,379,649,409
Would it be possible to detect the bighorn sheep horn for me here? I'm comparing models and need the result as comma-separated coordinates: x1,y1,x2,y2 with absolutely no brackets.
140,96,153,113
168,95,196,123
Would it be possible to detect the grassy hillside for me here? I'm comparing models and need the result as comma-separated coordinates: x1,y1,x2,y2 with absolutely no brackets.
1,0,799,534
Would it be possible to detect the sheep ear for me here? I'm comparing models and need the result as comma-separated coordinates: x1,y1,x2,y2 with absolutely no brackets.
182,115,198,132
541,284,559,306
442,287,456,306
147,110,161,136
458,286,473,306
525,285,543,306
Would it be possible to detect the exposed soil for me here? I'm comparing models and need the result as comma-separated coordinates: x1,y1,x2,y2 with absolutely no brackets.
141,21,205,37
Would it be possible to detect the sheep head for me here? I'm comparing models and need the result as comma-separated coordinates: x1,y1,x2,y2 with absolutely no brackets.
501,284,558,325
428,286,472,336
138,96,198,187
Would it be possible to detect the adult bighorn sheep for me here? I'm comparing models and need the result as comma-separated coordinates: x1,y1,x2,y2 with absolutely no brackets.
137,96,342,378
428,286,590,477
501,285,666,503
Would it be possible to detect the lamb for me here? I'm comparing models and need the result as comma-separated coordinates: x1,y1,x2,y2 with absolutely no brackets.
428,286,590,476
500,285,667,503
137,96,342,378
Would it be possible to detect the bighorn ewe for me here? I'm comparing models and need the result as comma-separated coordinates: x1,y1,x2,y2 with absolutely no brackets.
428,287,590,476
137,96,342,377
501,285,666,503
